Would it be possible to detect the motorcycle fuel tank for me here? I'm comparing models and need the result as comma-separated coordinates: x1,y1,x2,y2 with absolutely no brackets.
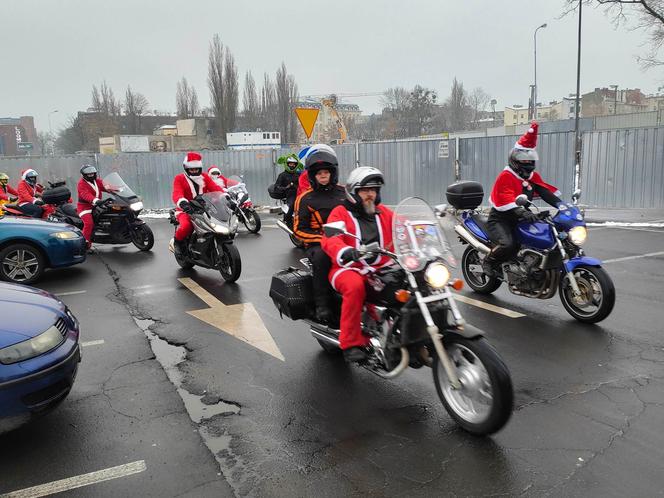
516,221,556,250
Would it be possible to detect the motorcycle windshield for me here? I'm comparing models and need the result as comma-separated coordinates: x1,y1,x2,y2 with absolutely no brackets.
102,172,139,200
227,175,242,188
393,197,456,271
201,191,232,222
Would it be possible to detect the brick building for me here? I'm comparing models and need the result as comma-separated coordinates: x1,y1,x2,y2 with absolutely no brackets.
0,116,37,156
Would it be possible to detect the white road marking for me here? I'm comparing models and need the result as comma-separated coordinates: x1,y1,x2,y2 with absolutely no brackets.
54,290,87,297
611,226,664,234
603,251,664,264
454,294,526,318
81,340,105,347
1,460,147,498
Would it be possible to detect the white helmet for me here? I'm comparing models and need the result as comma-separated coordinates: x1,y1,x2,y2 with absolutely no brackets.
345,166,384,204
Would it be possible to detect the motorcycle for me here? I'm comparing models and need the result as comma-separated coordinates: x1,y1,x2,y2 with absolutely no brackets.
446,181,615,323
225,175,261,234
269,197,513,436
267,181,303,249
45,173,154,252
168,191,242,283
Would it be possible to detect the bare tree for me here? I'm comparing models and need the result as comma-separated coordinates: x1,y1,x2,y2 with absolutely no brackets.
124,85,149,134
468,87,491,129
565,1,664,67
224,51,239,135
287,74,299,143
444,77,470,132
208,34,225,138
91,81,120,116
243,71,259,130
176,77,199,119
55,115,85,154
381,87,411,138
406,85,438,135
260,72,277,130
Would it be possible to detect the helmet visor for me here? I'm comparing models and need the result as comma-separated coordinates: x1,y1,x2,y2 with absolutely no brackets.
187,168,202,176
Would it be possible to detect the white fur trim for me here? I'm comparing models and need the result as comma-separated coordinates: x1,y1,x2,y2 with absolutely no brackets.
554,190,562,197
490,197,518,211
184,159,202,169
22,169,37,180
86,179,100,198
336,246,354,267
176,197,188,207
79,209,92,216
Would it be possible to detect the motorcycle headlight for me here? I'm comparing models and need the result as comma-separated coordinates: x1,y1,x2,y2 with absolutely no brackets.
50,231,79,239
0,325,64,364
211,222,230,235
568,226,587,246
130,201,144,211
424,262,451,289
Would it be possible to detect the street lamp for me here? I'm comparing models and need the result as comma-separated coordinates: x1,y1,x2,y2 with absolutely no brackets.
610,84,618,115
48,110,58,155
573,0,582,193
534,23,548,120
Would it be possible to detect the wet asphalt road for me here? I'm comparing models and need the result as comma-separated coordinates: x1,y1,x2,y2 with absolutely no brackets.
1,216,664,497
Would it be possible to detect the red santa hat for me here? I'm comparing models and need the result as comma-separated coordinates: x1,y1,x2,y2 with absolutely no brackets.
21,168,37,179
208,166,221,175
183,151,203,169
514,121,539,150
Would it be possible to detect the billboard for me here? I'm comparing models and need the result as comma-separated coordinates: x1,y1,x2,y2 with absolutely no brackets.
119,135,150,152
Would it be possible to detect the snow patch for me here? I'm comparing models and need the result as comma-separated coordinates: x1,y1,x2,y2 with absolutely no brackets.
587,221,664,228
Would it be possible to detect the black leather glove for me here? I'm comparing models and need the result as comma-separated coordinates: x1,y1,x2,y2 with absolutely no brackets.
340,248,362,265
515,207,538,223
34,199,44,206
179,200,193,214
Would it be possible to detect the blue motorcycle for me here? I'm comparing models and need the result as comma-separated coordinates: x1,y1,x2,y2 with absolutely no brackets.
444,181,615,323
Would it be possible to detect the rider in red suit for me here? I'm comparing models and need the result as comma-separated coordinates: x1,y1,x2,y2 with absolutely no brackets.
322,166,394,362
0,173,18,202
77,164,110,249
172,152,224,255
17,169,51,218
207,166,231,191
484,122,562,275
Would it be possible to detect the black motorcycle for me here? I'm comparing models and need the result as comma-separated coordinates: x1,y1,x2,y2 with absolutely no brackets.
269,197,513,436
267,182,303,249
225,175,261,234
48,173,154,252
168,191,242,283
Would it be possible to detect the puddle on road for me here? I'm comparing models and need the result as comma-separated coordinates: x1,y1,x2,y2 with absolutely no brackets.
132,317,238,463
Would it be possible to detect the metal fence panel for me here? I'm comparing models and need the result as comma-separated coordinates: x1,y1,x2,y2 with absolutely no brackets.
581,127,664,208
358,139,457,205
458,132,576,203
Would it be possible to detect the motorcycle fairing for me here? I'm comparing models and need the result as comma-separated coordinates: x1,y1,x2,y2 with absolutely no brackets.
564,256,602,273
461,212,491,243
552,205,585,231
516,221,556,250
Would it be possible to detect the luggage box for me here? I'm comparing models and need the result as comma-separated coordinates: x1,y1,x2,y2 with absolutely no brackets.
446,181,484,210
42,185,71,205
269,268,314,320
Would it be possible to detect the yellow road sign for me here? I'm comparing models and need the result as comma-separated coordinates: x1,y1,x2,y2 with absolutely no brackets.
294,108,320,139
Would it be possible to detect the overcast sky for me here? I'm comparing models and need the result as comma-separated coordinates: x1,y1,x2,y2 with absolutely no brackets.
2,0,662,134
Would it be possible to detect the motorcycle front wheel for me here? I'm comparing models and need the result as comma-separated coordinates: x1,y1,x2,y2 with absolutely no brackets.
432,336,513,436
131,224,154,251
242,209,261,234
218,243,242,282
559,265,615,323
461,247,501,294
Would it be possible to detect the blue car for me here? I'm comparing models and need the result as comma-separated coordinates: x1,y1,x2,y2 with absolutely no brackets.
0,282,81,434
0,215,86,285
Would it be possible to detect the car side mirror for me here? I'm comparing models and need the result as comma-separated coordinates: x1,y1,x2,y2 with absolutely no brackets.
323,221,347,237
515,194,530,207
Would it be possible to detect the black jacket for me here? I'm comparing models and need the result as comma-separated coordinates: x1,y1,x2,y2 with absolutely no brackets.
273,170,299,200
293,185,346,245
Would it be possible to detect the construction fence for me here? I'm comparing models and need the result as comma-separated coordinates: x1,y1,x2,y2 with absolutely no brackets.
0,126,662,209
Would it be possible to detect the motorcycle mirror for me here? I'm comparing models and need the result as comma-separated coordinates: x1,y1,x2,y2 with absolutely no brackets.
323,221,348,237
515,194,530,207
434,203,448,217
572,189,582,203
363,241,381,253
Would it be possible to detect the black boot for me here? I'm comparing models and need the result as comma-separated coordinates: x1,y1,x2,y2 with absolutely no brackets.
174,239,187,257
343,347,368,363
482,256,500,278
314,303,334,325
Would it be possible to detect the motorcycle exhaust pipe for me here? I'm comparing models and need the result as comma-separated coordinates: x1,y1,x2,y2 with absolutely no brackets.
309,323,341,348
276,220,295,236
454,224,491,254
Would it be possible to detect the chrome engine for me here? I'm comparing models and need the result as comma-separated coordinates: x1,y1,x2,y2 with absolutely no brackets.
504,249,559,299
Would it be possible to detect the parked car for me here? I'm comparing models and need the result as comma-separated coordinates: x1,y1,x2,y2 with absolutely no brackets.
0,215,86,285
0,282,81,434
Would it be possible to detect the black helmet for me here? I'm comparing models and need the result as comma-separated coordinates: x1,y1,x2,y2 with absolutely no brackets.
345,166,385,205
508,148,538,180
80,164,98,182
305,149,338,189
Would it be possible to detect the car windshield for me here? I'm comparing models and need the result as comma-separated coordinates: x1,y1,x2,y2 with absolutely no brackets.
102,172,138,200
393,197,455,271
200,191,232,222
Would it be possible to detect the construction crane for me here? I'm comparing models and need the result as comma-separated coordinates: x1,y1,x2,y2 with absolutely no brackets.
299,92,383,144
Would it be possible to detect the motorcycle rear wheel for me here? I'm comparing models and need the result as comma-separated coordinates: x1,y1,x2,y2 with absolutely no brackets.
559,265,615,323
131,224,154,251
243,209,261,234
461,247,501,294
432,336,513,436
218,243,242,283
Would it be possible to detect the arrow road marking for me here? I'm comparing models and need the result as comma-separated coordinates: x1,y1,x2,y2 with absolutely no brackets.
178,277,285,361
1,460,146,498
454,294,526,318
